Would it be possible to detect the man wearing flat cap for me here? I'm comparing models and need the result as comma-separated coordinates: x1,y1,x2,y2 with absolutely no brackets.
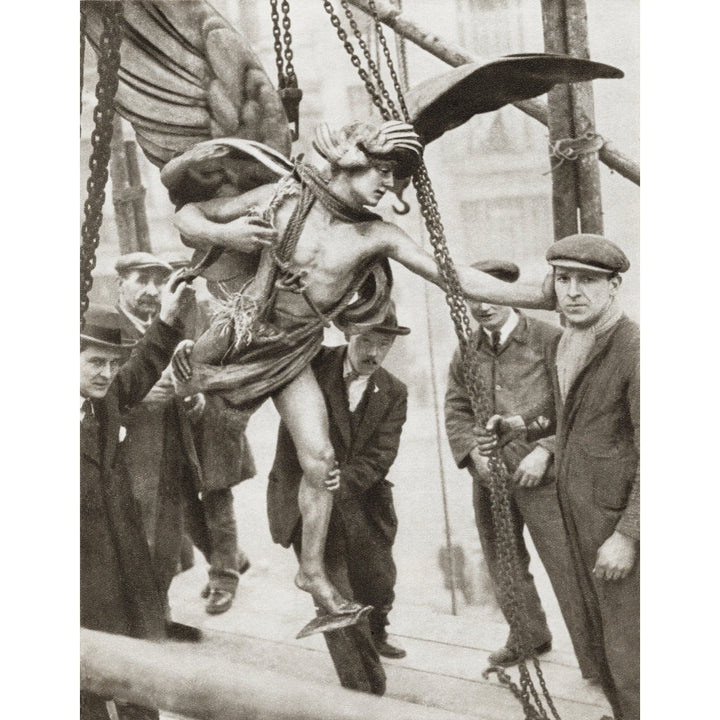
267,301,411,694
113,252,211,624
80,276,195,720
478,234,640,720
444,259,598,678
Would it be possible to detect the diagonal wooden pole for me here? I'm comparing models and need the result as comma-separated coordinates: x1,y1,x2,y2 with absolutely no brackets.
347,0,639,186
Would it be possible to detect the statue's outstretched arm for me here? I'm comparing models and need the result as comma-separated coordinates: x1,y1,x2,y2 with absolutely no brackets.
384,224,555,309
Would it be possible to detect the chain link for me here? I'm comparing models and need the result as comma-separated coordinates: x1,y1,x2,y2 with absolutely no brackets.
280,0,297,85
269,0,285,88
80,2,123,328
270,0,297,88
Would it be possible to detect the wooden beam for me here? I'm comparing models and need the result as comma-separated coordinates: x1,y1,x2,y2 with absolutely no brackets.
110,117,152,254
345,0,639,186
566,0,604,234
541,0,580,239
80,629,477,720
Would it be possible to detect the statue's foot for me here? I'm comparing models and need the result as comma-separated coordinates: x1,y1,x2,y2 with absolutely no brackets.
295,570,363,615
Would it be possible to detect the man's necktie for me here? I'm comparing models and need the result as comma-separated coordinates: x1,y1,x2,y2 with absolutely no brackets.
491,331,502,354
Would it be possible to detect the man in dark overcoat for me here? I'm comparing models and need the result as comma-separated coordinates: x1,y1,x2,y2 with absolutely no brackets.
113,252,209,619
478,234,639,720
267,302,410,694
444,260,598,676
80,276,195,720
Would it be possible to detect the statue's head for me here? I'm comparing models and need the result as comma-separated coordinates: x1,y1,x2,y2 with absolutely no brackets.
312,119,423,179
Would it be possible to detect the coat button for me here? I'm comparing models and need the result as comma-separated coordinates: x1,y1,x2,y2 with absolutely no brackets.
495,384,501,391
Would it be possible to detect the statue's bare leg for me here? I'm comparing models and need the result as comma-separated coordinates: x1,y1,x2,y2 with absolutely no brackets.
273,365,363,615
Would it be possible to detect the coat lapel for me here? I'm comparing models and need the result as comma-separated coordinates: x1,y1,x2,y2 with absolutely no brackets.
352,370,390,451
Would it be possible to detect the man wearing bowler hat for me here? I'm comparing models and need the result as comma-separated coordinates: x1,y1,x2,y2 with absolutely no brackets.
444,259,598,678
80,275,195,720
477,234,640,720
268,301,411,694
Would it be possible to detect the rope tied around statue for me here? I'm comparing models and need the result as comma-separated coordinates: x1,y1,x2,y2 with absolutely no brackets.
217,162,390,349
172,159,395,405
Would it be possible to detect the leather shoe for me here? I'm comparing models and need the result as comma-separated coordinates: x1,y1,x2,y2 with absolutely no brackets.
488,640,552,667
199,560,250,599
374,637,407,659
205,588,234,615
165,620,202,642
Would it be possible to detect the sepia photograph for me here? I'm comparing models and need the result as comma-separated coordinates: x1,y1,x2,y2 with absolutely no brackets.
74,0,653,718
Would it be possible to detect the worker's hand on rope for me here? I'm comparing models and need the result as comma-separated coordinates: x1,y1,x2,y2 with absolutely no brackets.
159,273,196,328
325,462,341,493
593,531,637,581
513,446,552,488
475,414,526,456
172,339,195,383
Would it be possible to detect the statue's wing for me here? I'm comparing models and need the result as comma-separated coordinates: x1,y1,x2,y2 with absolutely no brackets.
406,54,624,145
82,0,292,168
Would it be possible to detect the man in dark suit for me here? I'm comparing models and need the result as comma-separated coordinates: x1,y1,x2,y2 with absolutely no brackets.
80,275,195,720
268,302,410,693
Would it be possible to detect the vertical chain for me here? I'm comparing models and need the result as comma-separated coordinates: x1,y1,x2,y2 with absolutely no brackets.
391,0,409,93
280,0,297,85
270,0,297,88
269,0,285,87
321,0,391,121
80,1,123,328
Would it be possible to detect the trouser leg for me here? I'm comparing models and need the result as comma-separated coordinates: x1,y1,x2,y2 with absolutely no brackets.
472,479,551,650
203,488,249,594
593,561,640,720
515,482,601,679
339,500,397,641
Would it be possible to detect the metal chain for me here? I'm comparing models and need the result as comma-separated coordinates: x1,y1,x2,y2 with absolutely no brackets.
318,5,560,714
270,0,297,88
80,1,123,328
390,0,409,93
337,0,400,120
280,0,297,85
321,0,390,121
365,0,410,120
269,0,285,88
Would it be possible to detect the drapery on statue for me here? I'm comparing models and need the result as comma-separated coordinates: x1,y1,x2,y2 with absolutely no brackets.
82,0,624,633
